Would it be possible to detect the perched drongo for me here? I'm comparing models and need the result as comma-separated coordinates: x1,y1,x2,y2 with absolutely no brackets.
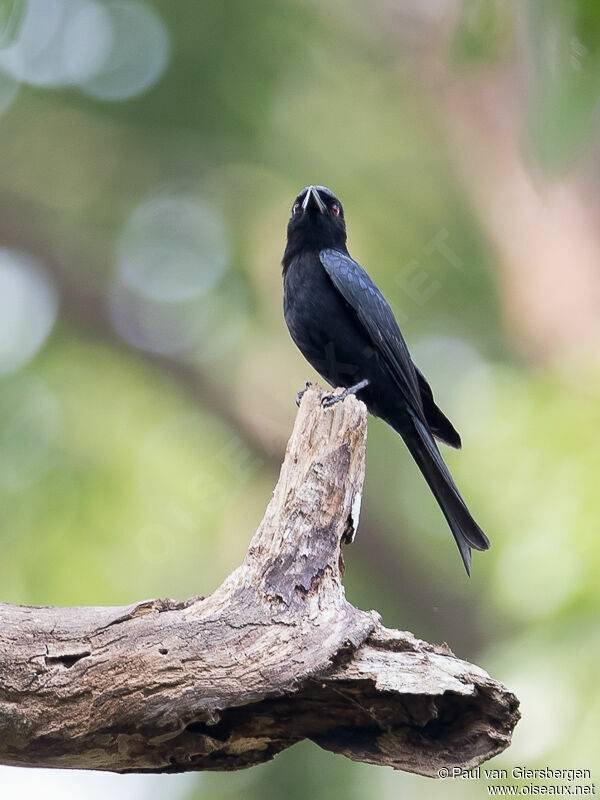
282,185,489,575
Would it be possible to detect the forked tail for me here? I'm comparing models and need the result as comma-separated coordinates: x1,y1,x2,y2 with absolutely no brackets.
405,410,490,575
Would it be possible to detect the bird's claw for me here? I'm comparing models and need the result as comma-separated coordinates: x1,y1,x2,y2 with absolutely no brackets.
321,379,369,408
295,381,313,407
321,392,342,408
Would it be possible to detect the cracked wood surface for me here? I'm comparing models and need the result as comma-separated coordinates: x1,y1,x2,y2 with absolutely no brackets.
0,385,519,776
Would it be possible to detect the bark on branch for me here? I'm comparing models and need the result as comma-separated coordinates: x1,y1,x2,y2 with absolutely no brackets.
0,386,519,776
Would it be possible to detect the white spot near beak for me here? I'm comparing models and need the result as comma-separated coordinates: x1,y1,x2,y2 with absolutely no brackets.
301,187,312,212
302,185,326,214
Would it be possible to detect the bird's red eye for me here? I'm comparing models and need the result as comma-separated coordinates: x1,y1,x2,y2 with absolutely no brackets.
332,204,340,216
292,202,301,214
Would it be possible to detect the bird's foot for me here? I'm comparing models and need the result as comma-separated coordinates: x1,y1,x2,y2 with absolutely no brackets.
321,378,369,408
321,393,342,408
295,382,313,407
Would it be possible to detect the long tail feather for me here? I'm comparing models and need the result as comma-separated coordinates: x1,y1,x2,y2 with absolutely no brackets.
405,410,490,575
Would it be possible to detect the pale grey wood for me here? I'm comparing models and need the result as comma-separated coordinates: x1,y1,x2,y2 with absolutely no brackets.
0,386,519,776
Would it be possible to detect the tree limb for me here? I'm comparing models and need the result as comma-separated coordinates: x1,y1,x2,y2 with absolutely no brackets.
0,386,519,776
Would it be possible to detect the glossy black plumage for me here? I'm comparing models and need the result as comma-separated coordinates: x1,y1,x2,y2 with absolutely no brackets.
282,185,490,575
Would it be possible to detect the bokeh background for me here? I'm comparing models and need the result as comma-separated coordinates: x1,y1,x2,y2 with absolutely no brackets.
1,0,599,798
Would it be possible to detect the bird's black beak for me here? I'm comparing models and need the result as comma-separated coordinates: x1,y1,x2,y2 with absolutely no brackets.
302,185,326,214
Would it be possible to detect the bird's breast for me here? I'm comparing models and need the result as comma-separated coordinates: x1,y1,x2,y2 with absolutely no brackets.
283,252,378,390
283,253,340,338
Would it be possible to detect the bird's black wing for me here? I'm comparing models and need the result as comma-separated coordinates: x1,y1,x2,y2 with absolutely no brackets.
414,366,462,449
319,248,425,419
320,248,487,573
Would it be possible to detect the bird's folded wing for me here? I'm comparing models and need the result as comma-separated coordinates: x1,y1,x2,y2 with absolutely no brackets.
319,248,425,418
414,366,462,449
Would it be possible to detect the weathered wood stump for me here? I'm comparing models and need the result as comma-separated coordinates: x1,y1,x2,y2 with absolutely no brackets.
0,385,519,775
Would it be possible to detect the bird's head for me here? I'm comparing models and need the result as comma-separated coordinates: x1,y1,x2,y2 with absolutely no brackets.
282,185,347,269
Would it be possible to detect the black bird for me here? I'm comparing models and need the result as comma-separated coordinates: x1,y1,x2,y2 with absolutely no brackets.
282,184,490,575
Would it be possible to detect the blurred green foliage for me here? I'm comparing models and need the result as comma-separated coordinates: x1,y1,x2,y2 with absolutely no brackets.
0,0,599,798
526,0,600,170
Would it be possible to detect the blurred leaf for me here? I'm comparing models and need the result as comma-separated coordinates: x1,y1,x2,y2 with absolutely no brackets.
0,0,23,48
451,0,513,64
525,0,600,170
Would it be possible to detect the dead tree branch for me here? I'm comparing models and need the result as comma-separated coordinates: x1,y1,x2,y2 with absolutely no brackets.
0,386,519,776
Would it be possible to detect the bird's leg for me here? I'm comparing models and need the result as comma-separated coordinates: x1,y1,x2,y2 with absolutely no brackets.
295,381,313,407
322,378,369,408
